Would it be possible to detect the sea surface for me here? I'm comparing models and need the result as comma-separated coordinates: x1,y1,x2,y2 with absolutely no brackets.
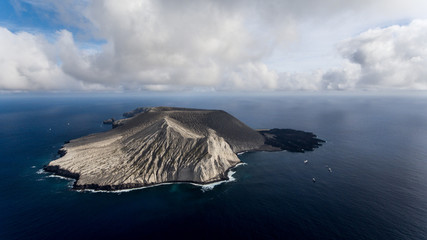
1,93,427,240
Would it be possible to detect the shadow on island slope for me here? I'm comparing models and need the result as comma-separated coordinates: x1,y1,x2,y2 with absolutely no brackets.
44,107,324,191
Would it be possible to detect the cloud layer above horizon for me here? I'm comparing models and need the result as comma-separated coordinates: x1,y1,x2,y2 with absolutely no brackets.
1,0,427,92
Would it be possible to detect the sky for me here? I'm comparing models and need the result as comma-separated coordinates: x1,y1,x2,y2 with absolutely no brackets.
0,0,427,92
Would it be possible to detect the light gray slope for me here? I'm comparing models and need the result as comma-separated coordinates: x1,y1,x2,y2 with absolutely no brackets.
118,107,265,152
46,107,264,190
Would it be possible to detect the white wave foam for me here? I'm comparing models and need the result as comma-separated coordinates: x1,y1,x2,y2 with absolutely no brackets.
78,182,175,194
47,174,74,181
194,178,227,192
31,165,36,168
194,162,247,192
69,162,248,194
198,171,236,192
36,169,45,174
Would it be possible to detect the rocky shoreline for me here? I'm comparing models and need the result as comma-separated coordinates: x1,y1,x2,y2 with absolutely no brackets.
44,162,240,191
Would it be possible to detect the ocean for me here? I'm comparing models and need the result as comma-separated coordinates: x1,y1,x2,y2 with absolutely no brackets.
0,93,426,240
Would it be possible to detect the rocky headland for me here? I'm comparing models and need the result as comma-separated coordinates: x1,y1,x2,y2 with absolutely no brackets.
44,107,324,191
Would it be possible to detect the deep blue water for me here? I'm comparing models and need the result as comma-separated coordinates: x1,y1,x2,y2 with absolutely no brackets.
1,93,427,240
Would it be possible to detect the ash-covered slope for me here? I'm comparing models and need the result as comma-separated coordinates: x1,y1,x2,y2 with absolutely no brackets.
45,107,265,190
113,107,265,152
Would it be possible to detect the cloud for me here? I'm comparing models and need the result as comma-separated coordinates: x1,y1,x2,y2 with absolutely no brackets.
1,0,427,92
81,1,282,87
0,27,113,91
322,19,427,90
38,0,296,91
0,27,68,90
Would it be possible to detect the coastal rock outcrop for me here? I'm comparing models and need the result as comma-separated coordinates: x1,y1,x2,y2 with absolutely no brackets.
122,107,150,118
259,128,325,152
102,118,115,124
44,107,324,191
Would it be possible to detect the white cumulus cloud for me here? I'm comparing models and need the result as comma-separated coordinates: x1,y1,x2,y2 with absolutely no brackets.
1,0,427,92
0,27,69,90
323,19,427,90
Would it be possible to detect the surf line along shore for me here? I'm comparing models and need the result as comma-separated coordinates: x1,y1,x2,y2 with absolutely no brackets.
44,107,325,191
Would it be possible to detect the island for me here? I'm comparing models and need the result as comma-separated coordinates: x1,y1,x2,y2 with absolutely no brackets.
44,107,324,191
